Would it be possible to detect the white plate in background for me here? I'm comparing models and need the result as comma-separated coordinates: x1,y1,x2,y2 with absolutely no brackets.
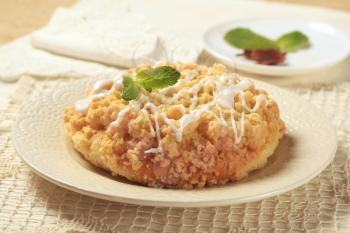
203,19,350,76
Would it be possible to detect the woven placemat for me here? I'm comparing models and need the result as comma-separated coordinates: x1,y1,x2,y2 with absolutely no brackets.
0,76,349,233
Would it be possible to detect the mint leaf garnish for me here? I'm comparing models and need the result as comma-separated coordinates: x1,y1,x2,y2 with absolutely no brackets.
276,31,309,52
120,66,180,101
224,27,310,65
136,66,180,91
224,28,278,50
224,28,310,53
121,76,140,101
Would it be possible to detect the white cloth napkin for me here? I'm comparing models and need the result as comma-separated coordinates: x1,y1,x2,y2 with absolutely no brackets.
31,0,201,68
0,37,119,82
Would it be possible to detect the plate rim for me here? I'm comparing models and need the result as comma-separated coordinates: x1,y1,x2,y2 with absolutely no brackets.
12,79,338,207
203,18,350,76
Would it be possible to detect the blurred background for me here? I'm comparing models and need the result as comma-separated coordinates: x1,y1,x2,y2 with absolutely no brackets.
0,0,349,46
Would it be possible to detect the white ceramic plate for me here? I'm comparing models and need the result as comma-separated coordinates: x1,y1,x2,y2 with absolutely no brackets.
13,79,337,207
203,19,350,76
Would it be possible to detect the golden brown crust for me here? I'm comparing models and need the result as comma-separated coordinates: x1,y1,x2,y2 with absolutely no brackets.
64,63,285,188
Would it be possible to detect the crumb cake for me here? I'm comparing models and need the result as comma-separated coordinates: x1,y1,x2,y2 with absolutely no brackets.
64,63,285,189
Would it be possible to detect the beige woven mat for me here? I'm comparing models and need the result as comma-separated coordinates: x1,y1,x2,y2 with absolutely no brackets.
0,76,350,233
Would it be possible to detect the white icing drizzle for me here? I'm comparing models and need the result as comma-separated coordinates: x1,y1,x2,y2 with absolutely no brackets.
75,73,124,113
206,110,224,126
141,109,155,136
74,69,269,153
129,100,141,111
239,112,245,143
178,70,199,84
230,109,245,144
177,102,214,141
161,113,181,141
143,103,163,154
75,98,93,113
215,79,252,108
108,73,124,93
144,147,162,154
92,79,114,95
110,107,130,128
75,93,107,113
216,104,227,126
240,92,267,113
110,98,145,128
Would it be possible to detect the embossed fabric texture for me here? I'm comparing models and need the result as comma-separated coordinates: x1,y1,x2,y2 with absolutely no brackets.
0,76,349,233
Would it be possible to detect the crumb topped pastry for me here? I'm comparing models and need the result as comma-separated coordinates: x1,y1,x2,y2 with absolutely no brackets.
64,63,285,189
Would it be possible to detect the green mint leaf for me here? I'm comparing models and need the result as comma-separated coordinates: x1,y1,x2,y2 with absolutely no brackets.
276,31,309,52
224,27,278,50
121,76,140,101
120,66,180,101
143,85,153,93
136,66,180,90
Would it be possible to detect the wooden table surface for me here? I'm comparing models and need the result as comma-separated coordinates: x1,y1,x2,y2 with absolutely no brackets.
0,0,76,45
0,0,349,46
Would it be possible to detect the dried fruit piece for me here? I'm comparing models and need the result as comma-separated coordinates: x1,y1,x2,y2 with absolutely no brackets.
242,49,286,65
